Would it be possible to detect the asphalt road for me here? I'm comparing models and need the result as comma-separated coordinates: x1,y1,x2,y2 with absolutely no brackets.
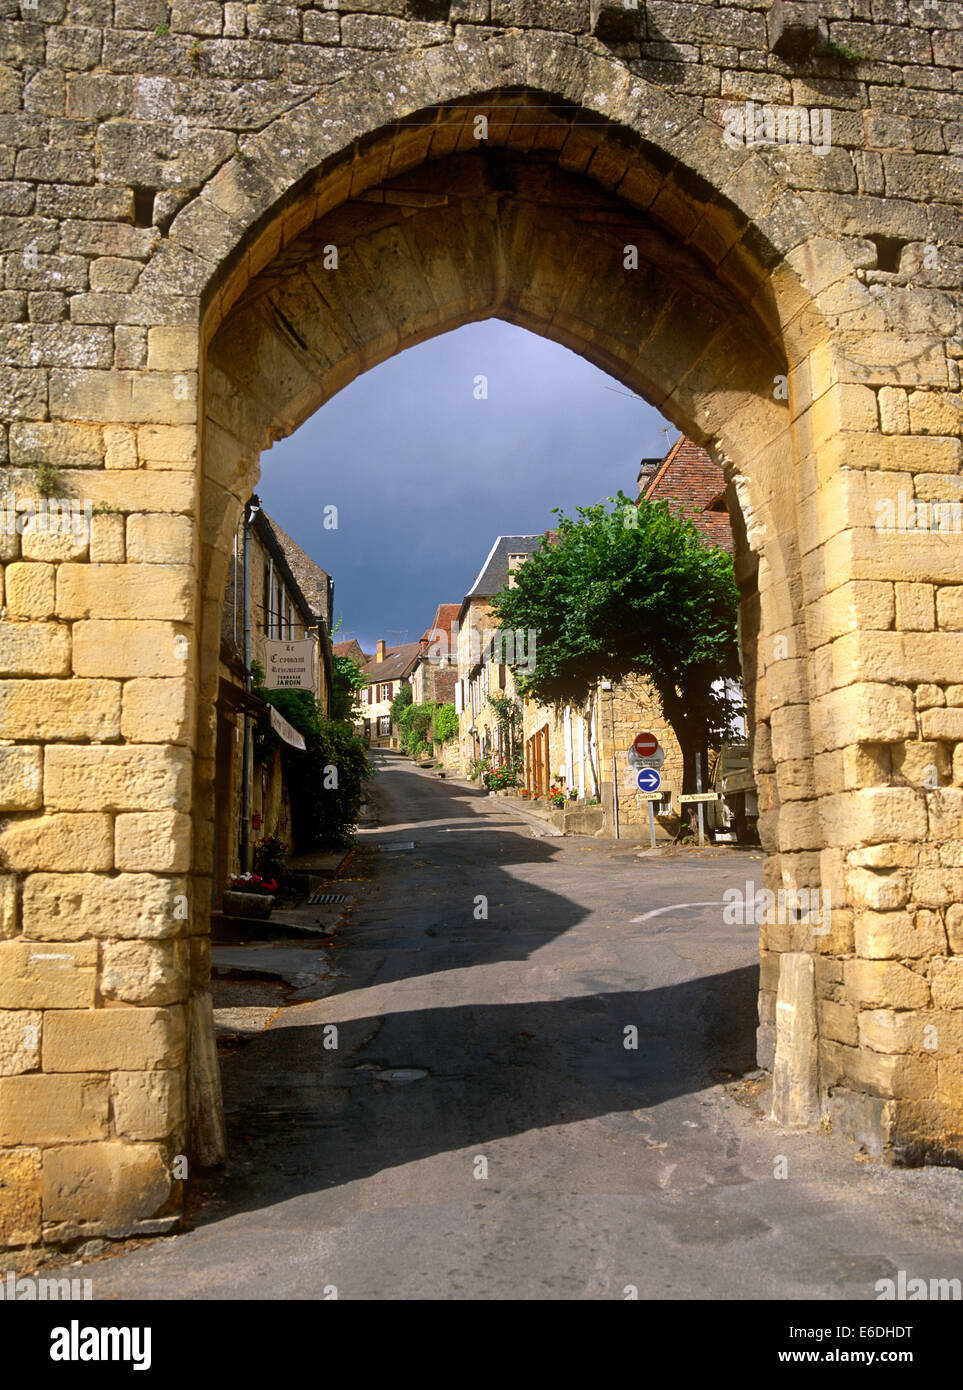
89,753,963,1300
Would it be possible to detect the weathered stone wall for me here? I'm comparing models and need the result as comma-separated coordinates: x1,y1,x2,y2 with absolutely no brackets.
2,0,963,1245
597,675,686,832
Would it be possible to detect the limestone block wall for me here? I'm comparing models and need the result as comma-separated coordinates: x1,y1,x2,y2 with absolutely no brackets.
456,597,492,771
1,0,962,1246
519,676,685,836
595,676,685,831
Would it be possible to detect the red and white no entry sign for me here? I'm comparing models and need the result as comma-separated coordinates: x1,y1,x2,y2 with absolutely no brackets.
633,731,659,757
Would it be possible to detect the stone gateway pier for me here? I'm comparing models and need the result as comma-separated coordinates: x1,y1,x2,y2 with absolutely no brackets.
1,0,962,1247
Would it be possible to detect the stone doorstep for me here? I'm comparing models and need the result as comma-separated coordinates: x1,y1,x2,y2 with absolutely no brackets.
211,905,339,942
211,941,339,1003
285,848,352,877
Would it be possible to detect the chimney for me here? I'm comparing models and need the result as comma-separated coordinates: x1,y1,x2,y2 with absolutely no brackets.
376,639,386,663
637,457,660,496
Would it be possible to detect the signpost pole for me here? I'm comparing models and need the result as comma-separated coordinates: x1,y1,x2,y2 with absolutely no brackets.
632,737,663,851
695,749,705,848
612,755,619,840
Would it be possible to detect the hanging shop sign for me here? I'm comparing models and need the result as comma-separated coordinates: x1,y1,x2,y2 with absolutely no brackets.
263,639,317,692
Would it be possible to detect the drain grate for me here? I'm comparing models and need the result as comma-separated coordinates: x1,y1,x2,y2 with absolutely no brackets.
308,893,345,905
378,841,415,852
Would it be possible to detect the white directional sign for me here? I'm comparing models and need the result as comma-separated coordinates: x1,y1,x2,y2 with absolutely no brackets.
269,704,306,750
629,746,665,770
679,792,719,804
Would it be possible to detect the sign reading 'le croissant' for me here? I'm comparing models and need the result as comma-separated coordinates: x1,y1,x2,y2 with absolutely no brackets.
263,639,317,693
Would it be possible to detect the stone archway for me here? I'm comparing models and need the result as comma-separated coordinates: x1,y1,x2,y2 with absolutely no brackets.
196,85,960,1166
1,27,961,1249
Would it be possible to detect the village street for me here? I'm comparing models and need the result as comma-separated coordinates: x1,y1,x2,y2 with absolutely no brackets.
88,754,963,1301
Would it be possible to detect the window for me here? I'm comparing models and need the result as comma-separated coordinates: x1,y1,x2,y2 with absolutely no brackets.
378,715,391,736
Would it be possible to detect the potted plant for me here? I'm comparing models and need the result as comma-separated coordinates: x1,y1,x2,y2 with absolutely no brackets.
483,763,517,793
546,785,567,809
253,833,287,881
223,871,278,919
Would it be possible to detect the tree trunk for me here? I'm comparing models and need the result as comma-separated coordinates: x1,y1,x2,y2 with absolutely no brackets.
660,688,704,840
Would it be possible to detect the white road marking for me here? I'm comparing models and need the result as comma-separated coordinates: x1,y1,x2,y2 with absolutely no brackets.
631,901,726,922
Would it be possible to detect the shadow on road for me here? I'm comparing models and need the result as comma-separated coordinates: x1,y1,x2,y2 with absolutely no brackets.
191,754,759,1228
196,965,759,1223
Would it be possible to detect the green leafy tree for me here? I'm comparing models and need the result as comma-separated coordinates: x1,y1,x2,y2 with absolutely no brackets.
390,682,413,726
330,653,367,723
489,491,741,808
397,701,435,756
251,684,374,850
432,703,458,745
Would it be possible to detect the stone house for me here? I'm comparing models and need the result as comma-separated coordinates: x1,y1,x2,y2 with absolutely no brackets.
359,639,421,747
454,537,543,776
216,499,333,895
410,603,460,707
523,436,748,838
456,438,749,840
634,433,753,839
333,638,367,669
332,638,368,731
409,603,460,767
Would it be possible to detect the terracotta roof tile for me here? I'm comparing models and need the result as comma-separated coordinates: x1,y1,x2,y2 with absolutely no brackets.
640,435,734,553
359,641,422,682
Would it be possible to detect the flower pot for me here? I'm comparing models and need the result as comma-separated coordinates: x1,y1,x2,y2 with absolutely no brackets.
223,890,275,919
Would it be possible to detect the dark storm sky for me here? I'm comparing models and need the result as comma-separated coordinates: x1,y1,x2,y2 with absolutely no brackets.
255,318,676,655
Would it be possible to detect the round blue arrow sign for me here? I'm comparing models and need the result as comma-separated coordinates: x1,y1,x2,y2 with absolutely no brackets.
637,768,662,792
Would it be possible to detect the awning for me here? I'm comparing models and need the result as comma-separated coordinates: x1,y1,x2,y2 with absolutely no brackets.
270,705,306,751
217,677,267,717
